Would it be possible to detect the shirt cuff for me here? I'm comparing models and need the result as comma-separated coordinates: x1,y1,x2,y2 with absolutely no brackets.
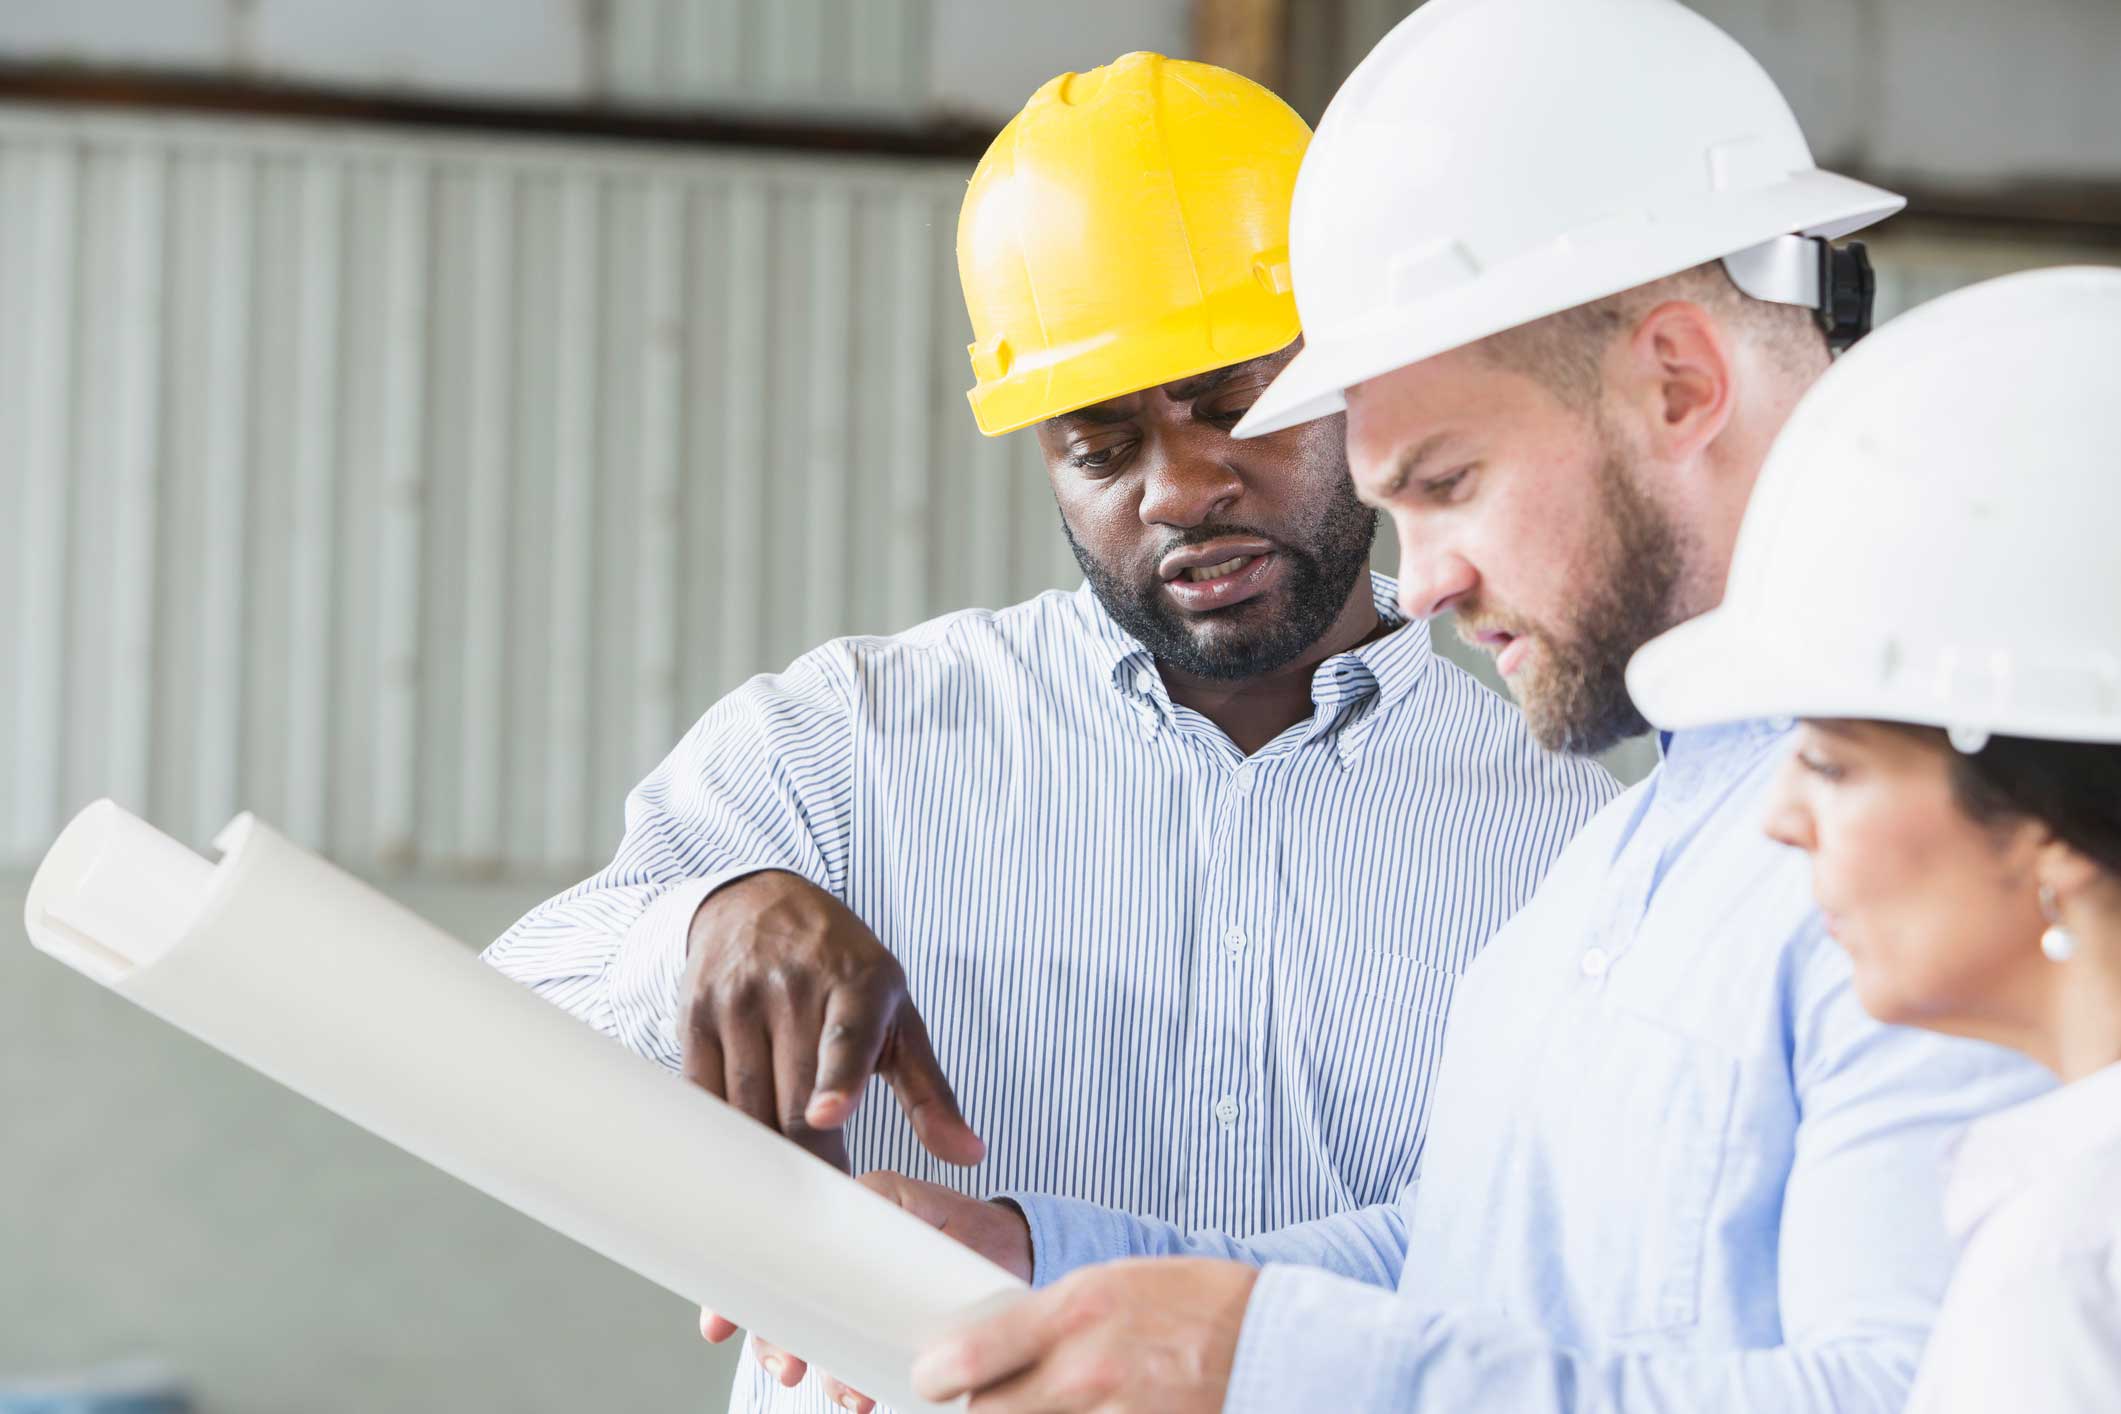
605,866,791,1065
994,1191,1141,1289
1225,1263,1408,1414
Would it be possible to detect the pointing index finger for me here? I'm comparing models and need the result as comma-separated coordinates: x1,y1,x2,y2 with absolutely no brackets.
883,1004,985,1166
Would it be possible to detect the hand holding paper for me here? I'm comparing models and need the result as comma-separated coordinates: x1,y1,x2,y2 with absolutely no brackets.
730,1171,1035,1411
23,801,1026,1414
912,1257,1257,1413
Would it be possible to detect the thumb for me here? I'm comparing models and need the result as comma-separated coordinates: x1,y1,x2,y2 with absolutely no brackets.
859,1169,953,1230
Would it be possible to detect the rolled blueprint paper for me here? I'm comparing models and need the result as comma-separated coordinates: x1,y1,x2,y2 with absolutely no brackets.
25,800,1023,1413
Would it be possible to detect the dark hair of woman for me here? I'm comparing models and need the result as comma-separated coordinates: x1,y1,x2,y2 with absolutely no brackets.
1884,725,2121,876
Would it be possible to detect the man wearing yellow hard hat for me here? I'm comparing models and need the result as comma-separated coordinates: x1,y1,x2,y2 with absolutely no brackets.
487,52,1612,1414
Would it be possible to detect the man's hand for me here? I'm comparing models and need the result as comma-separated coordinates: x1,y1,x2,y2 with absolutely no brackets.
910,1259,1257,1413
680,870,984,1170
704,1172,1035,1412
854,1169,1034,1280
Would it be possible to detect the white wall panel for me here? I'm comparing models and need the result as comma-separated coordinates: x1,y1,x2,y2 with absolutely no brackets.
0,103,1054,876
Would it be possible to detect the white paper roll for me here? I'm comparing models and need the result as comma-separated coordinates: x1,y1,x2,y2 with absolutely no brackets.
24,800,1024,1412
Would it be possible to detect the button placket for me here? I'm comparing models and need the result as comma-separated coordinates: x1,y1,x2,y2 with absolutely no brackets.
1580,847,1656,987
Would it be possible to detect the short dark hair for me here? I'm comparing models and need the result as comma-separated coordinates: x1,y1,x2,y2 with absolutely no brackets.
1887,724,2121,877
1478,261,1830,409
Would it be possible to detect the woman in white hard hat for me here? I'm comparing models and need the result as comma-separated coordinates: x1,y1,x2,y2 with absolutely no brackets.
1627,264,2121,1413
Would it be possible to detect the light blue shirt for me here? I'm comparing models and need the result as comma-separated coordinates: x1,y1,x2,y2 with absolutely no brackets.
485,574,1615,1414
1012,720,2050,1412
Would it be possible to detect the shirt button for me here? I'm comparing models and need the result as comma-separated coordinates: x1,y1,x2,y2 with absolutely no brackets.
1134,668,1156,695
1222,926,1248,957
1214,1096,1240,1127
1231,768,1253,795
1580,947,1611,979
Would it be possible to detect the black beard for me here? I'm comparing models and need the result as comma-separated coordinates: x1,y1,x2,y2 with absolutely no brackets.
1521,452,1686,756
1063,481,1377,682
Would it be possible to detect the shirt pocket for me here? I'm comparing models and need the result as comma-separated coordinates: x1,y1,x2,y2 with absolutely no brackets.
1287,945,1460,1208
1529,1002,1738,1338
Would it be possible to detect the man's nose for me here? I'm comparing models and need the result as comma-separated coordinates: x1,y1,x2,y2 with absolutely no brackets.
1137,446,1242,529
1394,520,1478,620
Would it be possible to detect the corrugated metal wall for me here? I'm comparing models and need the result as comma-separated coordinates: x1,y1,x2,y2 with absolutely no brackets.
598,0,932,113
0,0,939,118
1284,0,2121,191
1280,0,1420,122
0,104,1076,877
4,101,2114,879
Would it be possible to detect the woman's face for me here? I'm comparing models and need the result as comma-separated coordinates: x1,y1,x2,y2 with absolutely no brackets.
1763,722,2051,1036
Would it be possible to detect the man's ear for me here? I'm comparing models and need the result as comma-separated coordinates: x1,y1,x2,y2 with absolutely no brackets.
1612,299,1737,463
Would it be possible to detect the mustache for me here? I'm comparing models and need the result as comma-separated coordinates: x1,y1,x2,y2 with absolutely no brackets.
1149,523,1284,565
1450,601,1532,643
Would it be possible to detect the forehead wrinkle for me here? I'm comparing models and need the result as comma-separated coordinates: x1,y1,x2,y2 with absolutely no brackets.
1162,348,1292,405
1049,399,1138,429
1049,353,1285,432
1159,364,1244,403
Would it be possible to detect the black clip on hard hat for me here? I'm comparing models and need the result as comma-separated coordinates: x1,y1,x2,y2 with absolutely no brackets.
1818,241,1876,354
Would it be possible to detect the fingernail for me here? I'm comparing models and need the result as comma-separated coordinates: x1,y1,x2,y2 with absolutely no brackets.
838,1395,864,1412
765,1357,789,1382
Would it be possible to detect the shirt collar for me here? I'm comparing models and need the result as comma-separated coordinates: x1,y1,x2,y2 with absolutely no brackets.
1074,581,1161,701
1079,572,1431,730
1655,717,1795,804
1943,1059,2110,1240
1315,572,1431,715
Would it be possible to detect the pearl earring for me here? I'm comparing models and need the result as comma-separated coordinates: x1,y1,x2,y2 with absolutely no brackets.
2039,884,2078,964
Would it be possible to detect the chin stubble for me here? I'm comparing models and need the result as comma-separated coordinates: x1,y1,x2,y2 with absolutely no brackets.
1063,479,1377,682
1517,452,1687,757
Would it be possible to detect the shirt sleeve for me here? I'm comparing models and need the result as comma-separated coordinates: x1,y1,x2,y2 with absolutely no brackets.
1002,1190,1409,1293
1221,932,2051,1413
481,646,858,1068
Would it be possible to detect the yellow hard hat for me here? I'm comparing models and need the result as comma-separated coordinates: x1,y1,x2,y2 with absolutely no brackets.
957,52,1311,437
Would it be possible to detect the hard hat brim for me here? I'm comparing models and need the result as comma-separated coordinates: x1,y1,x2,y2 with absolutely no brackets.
1627,607,2121,746
1625,605,1797,733
1235,169,1904,440
1623,604,1937,736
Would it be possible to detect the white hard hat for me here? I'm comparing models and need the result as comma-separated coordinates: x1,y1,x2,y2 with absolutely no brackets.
1235,0,1904,439
1628,266,2121,747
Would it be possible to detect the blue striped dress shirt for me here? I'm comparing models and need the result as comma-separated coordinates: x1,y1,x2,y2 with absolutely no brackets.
484,572,1615,1414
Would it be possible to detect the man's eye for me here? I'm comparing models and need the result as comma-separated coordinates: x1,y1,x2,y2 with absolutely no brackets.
1071,445,1125,472
1419,467,1474,501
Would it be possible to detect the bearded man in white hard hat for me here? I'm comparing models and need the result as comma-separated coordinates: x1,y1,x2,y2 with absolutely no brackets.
805,2,2053,1411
